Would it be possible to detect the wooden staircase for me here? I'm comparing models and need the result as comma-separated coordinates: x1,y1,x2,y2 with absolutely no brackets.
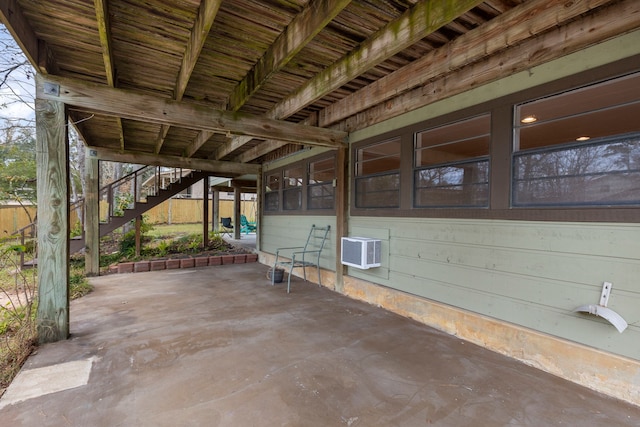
13,166,210,267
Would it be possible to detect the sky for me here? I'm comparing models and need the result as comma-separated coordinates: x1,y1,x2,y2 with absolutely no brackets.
0,23,36,126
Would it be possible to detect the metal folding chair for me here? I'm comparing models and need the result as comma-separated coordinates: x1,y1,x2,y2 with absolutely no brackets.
272,224,331,293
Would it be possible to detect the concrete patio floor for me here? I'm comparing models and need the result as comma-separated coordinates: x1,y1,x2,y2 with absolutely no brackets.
1,264,639,426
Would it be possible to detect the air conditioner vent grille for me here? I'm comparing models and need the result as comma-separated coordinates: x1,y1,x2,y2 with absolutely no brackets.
341,237,381,269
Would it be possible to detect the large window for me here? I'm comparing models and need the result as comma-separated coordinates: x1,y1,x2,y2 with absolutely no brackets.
513,72,640,207
350,56,640,222
414,115,490,208
354,138,401,208
263,153,336,214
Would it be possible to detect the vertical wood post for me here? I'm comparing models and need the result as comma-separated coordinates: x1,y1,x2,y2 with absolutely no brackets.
212,188,220,231
84,154,100,276
135,215,141,257
233,185,241,240
335,146,349,293
36,85,70,343
256,167,262,252
203,177,209,247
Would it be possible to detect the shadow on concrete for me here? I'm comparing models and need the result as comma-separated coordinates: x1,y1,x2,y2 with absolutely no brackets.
1,264,638,426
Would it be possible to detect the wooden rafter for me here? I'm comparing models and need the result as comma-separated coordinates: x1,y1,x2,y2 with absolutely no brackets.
232,114,317,163
94,0,125,151
155,0,222,154
89,146,260,176
268,0,484,120
183,130,215,158
319,0,613,127
215,0,482,160
37,74,347,148
212,0,350,161
227,0,352,112
341,0,640,132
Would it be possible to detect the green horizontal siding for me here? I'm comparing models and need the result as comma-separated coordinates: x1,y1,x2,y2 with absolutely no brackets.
348,217,640,360
262,215,336,271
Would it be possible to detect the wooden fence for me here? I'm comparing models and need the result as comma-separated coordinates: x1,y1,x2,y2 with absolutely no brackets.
0,198,257,235
0,204,37,236
140,198,257,225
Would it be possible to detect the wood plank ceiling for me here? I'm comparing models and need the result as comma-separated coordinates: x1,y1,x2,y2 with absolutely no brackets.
1,0,632,176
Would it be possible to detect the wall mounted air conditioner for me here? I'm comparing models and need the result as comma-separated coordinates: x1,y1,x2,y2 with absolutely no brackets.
341,237,381,269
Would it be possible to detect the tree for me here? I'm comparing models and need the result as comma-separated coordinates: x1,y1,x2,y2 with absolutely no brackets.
1,24,36,207
0,122,36,203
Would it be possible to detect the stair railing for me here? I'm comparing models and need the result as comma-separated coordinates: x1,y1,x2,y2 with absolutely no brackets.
10,166,192,268
100,166,188,222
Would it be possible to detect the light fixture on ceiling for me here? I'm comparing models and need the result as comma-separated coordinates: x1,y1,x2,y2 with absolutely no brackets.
576,136,591,141
520,115,537,124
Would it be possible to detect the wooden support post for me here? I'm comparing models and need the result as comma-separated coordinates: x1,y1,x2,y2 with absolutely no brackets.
335,146,349,293
233,186,241,240
255,167,262,251
135,215,141,257
84,154,100,276
36,92,70,343
203,177,209,247
212,188,220,232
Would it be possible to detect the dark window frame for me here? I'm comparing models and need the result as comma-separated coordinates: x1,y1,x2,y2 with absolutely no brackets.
413,114,491,209
351,54,640,222
263,152,337,216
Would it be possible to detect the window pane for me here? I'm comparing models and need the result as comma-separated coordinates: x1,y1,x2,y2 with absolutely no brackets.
355,173,400,208
515,72,640,151
308,184,335,210
308,157,335,210
265,192,279,211
284,167,303,188
415,115,491,167
266,173,280,191
513,135,640,206
356,138,401,176
309,157,335,184
415,160,489,207
283,187,302,210
514,72,640,207
355,138,401,209
413,114,490,208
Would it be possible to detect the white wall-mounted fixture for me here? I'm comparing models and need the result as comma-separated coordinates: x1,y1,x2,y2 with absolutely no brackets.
341,237,381,269
573,282,628,333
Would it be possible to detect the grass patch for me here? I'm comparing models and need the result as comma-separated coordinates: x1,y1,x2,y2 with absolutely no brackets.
147,223,202,239
0,249,93,396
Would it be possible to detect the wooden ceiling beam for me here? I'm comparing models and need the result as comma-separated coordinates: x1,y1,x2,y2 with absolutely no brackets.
268,0,484,120
88,146,259,176
319,0,613,127
94,0,125,151
37,74,347,148
94,0,115,87
155,0,222,154
216,0,480,161
232,114,317,163
175,0,222,102
227,0,352,112
212,135,251,160
342,0,640,132
184,130,215,158
233,140,283,164
0,0,55,73
215,0,350,160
